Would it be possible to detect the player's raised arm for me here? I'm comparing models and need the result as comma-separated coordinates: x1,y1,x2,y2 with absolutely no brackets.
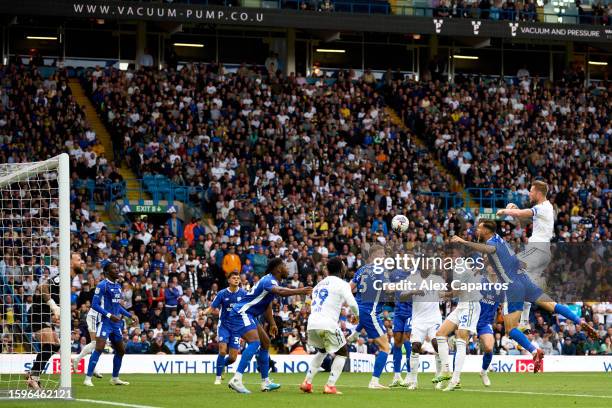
450,235,496,254
496,207,534,219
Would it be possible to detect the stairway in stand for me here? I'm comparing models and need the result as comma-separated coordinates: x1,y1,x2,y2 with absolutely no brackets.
384,107,472,206
69,78,146,229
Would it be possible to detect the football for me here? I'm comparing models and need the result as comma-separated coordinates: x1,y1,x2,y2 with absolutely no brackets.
391,214,410,233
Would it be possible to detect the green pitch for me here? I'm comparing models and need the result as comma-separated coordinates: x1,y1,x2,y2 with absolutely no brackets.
7,373,612,408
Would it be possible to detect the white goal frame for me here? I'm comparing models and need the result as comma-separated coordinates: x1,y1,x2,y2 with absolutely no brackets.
0,153,71,390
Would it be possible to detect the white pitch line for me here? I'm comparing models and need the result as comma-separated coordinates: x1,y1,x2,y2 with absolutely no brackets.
244,382,611,399
75,398,163,408
461,388,612,399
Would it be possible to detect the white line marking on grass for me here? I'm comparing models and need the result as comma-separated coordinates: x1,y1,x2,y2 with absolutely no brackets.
75,398,163,408
244,382,611,399
461,389,612,399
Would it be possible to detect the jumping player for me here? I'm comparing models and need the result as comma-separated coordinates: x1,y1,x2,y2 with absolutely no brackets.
496,180,598,341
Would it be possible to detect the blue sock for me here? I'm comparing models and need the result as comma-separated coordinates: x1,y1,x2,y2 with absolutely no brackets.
509,328,536,353
392,345,402,373
403,341,412,372
554,304,581,325
87,350,101,377
112,353,123,378
373,351,388,379
216,354,226,376
257,348,270,380
237,341,260,375
482,352,493,371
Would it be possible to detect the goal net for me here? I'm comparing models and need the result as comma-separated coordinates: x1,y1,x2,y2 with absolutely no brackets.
0,154,71,397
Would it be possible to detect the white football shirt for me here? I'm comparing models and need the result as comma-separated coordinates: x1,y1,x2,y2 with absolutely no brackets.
307,276,358,331
529,200,554,243
410,273,443,324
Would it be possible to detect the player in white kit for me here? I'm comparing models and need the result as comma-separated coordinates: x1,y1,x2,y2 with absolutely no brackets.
497,180,553,328
496,180,598,341
405,270,446,390
300,258,359,395
435,246,483,391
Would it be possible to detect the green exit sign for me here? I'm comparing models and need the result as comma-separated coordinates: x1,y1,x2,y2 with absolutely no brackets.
134,205,166,213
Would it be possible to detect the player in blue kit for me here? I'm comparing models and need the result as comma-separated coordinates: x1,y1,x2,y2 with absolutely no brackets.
390,268,413,388
347,244,390,390
476,270,502,387
84,263,135,387
203,271,247,385
226,258,312,394
452,219,587,373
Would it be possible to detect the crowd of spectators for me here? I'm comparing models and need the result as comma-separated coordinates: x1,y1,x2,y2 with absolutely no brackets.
389,66,610,243
0,60,610,360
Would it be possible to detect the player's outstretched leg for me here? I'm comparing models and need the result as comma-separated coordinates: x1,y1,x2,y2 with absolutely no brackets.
544,301,598,340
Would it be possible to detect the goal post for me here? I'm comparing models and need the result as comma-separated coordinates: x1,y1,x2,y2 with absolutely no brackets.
0,153,71,396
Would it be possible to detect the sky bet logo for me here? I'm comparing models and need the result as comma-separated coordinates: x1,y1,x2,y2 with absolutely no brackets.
491,359,542,373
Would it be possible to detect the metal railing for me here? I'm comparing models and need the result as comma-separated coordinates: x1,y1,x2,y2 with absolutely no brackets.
73,177,205,210
73,175,530,216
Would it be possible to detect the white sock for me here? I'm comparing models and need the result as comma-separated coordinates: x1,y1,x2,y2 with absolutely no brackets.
452,339,467,383
76,341,96,361
305,352,327,383
436,336,450,373
216,375,221,380
520,303,531,327
409,352,419,382
435,354,442,376
112,376,118,380
327,355,346,386
394,372,402,380
233,372,243,381
85,375,92,382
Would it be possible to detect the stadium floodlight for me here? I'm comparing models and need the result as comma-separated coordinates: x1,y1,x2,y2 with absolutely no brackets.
588,61,608,66
26,36,58,41
453,55,479,60
316,49,346,53
0,154,71,397
173,42,204,48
